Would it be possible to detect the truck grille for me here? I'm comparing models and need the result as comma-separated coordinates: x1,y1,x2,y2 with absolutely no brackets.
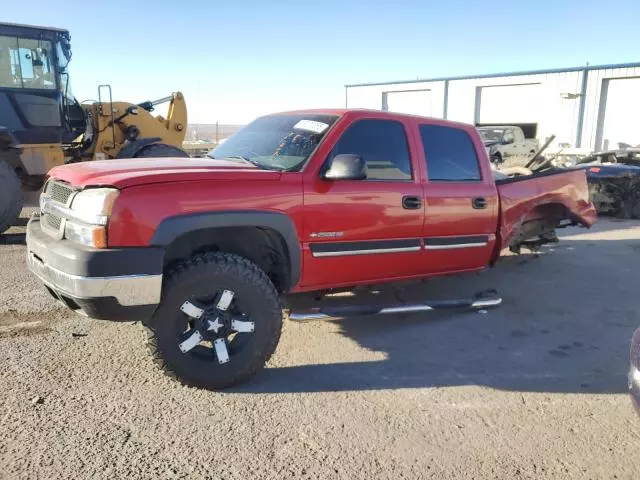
44,213,62,230
41,180,75,238
45,180,74,205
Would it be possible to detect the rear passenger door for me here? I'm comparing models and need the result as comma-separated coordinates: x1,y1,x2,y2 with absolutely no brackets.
418,123,499,273
301,117,425,289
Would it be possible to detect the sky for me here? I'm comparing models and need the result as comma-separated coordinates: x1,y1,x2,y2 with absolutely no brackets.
4,0,640,124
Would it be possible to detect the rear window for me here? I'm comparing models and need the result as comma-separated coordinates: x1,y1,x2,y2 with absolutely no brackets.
419,124,481,181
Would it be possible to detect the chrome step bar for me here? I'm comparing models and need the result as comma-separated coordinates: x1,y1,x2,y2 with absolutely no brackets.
288,290,502,321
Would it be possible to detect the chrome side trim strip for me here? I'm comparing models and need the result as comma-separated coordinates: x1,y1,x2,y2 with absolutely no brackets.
311,246,421,258
424,242,488,250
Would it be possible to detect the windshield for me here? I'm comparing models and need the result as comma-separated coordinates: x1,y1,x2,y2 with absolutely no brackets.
0,35,55,89
478,128,505,143
208,113,339,171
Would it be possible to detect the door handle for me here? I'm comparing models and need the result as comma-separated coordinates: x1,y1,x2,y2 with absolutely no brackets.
472,197,487,209
402,195,422,210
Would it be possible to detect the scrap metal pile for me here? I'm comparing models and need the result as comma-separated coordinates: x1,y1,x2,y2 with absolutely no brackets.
573,148,640,218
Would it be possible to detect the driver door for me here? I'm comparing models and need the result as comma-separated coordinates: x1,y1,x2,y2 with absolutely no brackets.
301,116,425,290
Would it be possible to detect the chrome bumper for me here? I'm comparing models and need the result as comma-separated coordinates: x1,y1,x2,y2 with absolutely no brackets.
27,252,162,307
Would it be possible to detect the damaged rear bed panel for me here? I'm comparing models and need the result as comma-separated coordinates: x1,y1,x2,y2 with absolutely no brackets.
496,169,597,253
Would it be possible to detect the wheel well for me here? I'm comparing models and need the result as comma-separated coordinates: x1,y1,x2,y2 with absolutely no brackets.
163,226,292,293
528,202,572,222
508,202,573,246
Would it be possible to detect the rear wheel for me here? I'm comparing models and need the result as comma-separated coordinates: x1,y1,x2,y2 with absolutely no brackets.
144,252,283,389
134,143,190,158
0,162,22,234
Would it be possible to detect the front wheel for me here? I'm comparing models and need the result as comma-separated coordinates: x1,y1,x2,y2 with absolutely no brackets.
144,252,283,389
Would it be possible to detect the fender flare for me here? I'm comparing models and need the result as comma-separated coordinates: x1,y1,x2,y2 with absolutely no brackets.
150,210,301,289
115,137,162,159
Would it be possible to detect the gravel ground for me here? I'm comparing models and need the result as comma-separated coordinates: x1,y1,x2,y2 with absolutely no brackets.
1,208,639,479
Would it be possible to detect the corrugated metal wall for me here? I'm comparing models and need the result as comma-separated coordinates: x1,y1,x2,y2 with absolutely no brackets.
446,71,582,146
346,64,640,150
581,65,640,150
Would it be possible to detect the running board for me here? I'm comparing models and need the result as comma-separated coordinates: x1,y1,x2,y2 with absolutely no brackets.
288,290,502,321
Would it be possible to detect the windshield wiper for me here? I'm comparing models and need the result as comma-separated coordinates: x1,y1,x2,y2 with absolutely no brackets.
208,155,285,171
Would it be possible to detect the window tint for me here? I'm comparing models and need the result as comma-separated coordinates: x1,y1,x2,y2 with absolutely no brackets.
419,124,481,181
329,119,412,181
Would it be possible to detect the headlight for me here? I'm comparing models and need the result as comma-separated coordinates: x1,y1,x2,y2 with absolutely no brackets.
69,188,119,226
64,221,107,248
63,188,118,248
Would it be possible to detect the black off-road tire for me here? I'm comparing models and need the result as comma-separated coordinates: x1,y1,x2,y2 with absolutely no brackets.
0,162,22,234
144,252,283,389
134,143,190,158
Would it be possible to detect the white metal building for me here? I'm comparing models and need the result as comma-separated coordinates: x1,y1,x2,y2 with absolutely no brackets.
345,62,640,151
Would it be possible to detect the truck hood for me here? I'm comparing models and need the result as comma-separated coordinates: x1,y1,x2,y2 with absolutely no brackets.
47,157,281,188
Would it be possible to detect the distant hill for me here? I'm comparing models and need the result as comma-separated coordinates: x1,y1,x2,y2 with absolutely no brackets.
186,124,244,142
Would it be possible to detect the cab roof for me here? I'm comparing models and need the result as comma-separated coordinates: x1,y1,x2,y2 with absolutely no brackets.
273,108,475,130
0,22,69,34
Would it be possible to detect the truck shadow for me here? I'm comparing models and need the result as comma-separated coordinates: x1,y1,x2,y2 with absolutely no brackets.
235,222,640,395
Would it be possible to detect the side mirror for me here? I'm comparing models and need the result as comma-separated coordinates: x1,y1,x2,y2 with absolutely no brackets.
323,154,367,180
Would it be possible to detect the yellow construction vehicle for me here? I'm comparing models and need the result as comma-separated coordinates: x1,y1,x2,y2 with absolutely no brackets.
0,22,188,232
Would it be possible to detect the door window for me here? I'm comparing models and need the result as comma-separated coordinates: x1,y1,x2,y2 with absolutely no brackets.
503,130,515,144
328,119,412,181
420,124,482,181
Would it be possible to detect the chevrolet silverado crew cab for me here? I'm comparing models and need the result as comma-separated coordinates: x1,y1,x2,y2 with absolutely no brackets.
26,109,596,389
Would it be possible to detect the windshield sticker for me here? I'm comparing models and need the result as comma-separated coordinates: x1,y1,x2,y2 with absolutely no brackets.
294,120,330,134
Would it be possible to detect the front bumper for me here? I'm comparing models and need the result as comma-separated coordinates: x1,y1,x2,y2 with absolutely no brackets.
26,216,163,321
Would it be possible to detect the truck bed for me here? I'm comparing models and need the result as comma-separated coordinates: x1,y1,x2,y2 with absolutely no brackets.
495,168,597,252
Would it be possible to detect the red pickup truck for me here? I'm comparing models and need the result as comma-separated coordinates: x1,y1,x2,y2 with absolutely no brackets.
26,109,596,389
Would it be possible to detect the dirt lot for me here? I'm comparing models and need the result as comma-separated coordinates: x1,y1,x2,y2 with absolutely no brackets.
1,208,639,479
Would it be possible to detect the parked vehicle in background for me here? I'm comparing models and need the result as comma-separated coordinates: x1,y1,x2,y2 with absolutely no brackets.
26,109,595,389
478,126,540,164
